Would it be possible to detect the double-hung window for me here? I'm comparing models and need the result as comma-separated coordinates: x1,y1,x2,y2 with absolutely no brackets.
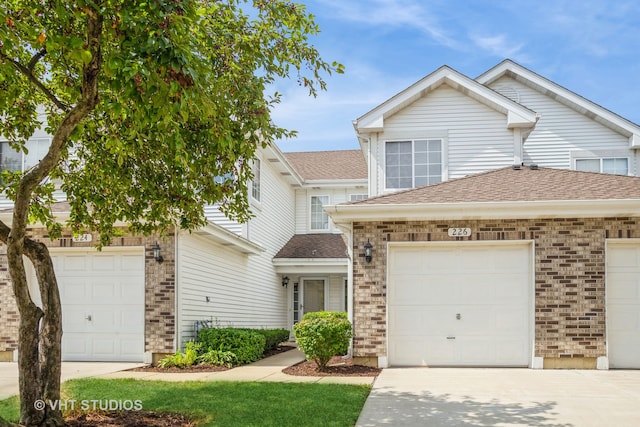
310,195,329,231
0,138,49,172
385,139,442,189
575,157,628,175
251,158,261,202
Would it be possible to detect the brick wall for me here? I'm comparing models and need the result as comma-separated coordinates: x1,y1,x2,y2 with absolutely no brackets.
0,228,176,358
352,217,640,366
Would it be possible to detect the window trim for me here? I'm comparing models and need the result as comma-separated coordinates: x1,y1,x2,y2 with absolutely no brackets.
574,156,630,175
309,194,330,232
383,138,443,191
250,157,261,203
0,137,51,173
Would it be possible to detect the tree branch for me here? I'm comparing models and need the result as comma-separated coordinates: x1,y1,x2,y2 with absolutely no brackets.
27,47,47,71
0,51,68,111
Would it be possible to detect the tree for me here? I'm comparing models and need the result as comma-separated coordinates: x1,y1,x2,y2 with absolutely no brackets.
0,1,342,425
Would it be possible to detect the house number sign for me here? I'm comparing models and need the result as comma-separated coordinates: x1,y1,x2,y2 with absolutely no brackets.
447,227,471,237
72,234,92,243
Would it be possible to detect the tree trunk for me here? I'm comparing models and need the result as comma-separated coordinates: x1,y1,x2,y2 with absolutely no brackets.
7,237,64,427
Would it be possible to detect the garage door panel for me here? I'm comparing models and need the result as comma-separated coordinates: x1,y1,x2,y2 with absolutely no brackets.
607,242,640,369
50,249,145,362
388,243,531,367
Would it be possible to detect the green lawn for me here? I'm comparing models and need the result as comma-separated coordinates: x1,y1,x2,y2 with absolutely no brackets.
0,379,371,426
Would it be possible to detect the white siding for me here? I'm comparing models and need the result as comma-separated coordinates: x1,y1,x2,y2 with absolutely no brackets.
203,204,243,235
327,275,346,312
490,77,632,171
372,85,515,196
177,149,295,346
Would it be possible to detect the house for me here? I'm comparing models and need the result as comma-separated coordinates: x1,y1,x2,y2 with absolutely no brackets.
326,59,640,369
0,131,366,363
2,59,639,369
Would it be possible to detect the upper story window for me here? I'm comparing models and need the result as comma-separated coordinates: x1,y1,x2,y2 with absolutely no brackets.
0,138,49,172
251,158,261,202
349,194,367,202
310,195,329,231
575,157,628,175
385,139,442,189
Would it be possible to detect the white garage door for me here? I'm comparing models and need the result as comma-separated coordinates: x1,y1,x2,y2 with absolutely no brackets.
607,241,640,369
52,248,145,362
388,242,532,367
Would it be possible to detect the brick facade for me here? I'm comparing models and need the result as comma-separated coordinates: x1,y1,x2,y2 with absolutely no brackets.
0,227,175,361
352,217,640,368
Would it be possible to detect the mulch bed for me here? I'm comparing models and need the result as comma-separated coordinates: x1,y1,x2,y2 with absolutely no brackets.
282,355,381,377
65,410,197,426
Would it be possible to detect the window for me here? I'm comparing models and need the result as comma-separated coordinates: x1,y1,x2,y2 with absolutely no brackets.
310,195,329,230
575,157,628,175
385,139,442,189
349,194,367,202
251,158,261,201
0,138,49,172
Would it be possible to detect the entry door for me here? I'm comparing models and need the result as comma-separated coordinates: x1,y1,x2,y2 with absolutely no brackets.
302,279,325,316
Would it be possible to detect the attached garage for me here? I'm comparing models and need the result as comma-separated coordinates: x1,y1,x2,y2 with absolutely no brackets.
50,248,145,362
606,240,640,369
387,241,532,367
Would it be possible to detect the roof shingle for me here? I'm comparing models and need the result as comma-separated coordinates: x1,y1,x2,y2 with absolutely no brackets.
274,234,348,259
350,166,640,205
284,150,367,181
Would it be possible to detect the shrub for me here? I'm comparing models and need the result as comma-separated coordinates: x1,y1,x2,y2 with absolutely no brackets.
197,349,237,368
198,328,266,364
293,311,352,370
157,341,201,368
248,328,290,352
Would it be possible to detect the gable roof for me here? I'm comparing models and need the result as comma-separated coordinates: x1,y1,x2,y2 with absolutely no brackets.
476,59,640,147
284,150,367,181
326,166,640,222
353,65,538,133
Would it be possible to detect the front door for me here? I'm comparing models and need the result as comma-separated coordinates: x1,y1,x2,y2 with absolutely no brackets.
302,279,325,316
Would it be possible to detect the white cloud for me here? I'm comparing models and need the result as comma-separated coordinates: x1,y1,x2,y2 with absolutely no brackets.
470,34,530,63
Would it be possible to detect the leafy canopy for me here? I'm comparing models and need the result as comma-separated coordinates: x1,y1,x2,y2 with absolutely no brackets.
0,0,342,243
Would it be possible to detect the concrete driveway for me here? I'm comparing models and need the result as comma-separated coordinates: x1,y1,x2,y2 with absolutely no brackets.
356,368,640,427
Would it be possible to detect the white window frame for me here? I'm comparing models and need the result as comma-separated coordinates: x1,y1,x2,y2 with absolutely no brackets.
349,194,367,202
384,138,443,190
0,138,50,173
310,195,330,232
574,156,630,175
250,157,261,202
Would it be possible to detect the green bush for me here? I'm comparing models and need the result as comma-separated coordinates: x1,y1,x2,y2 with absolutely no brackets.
157,340,201,368
198,328,266,364
249,328,290,352
293,311,352,370
197,349,237,368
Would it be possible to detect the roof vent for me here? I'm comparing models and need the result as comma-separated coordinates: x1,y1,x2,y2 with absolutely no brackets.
529,164,539,170
512,164,521,170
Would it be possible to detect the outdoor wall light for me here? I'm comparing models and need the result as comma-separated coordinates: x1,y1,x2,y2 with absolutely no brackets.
281,276,290,287
152,241,164,263
364,239,373,263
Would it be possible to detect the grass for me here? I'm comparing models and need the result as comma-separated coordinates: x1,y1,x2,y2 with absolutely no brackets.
0,378,371,426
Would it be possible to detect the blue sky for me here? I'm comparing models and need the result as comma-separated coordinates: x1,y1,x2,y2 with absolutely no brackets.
269,0,640,152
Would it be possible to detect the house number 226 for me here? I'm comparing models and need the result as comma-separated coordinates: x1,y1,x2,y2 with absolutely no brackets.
447,228,471,237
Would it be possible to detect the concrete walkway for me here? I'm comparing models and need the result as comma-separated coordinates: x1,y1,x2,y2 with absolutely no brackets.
356,367,640,427
0,349,375,400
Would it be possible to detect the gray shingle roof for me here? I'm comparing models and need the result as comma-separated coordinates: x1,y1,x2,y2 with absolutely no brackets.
350,166,640,205
274,234,348,259
284,150,367,181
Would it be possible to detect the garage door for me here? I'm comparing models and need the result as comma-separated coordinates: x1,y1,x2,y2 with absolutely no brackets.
606,241,640,369
388,242,532,367
52,248,145,362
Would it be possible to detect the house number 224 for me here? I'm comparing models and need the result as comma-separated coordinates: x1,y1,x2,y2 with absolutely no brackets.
447,228,471,237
